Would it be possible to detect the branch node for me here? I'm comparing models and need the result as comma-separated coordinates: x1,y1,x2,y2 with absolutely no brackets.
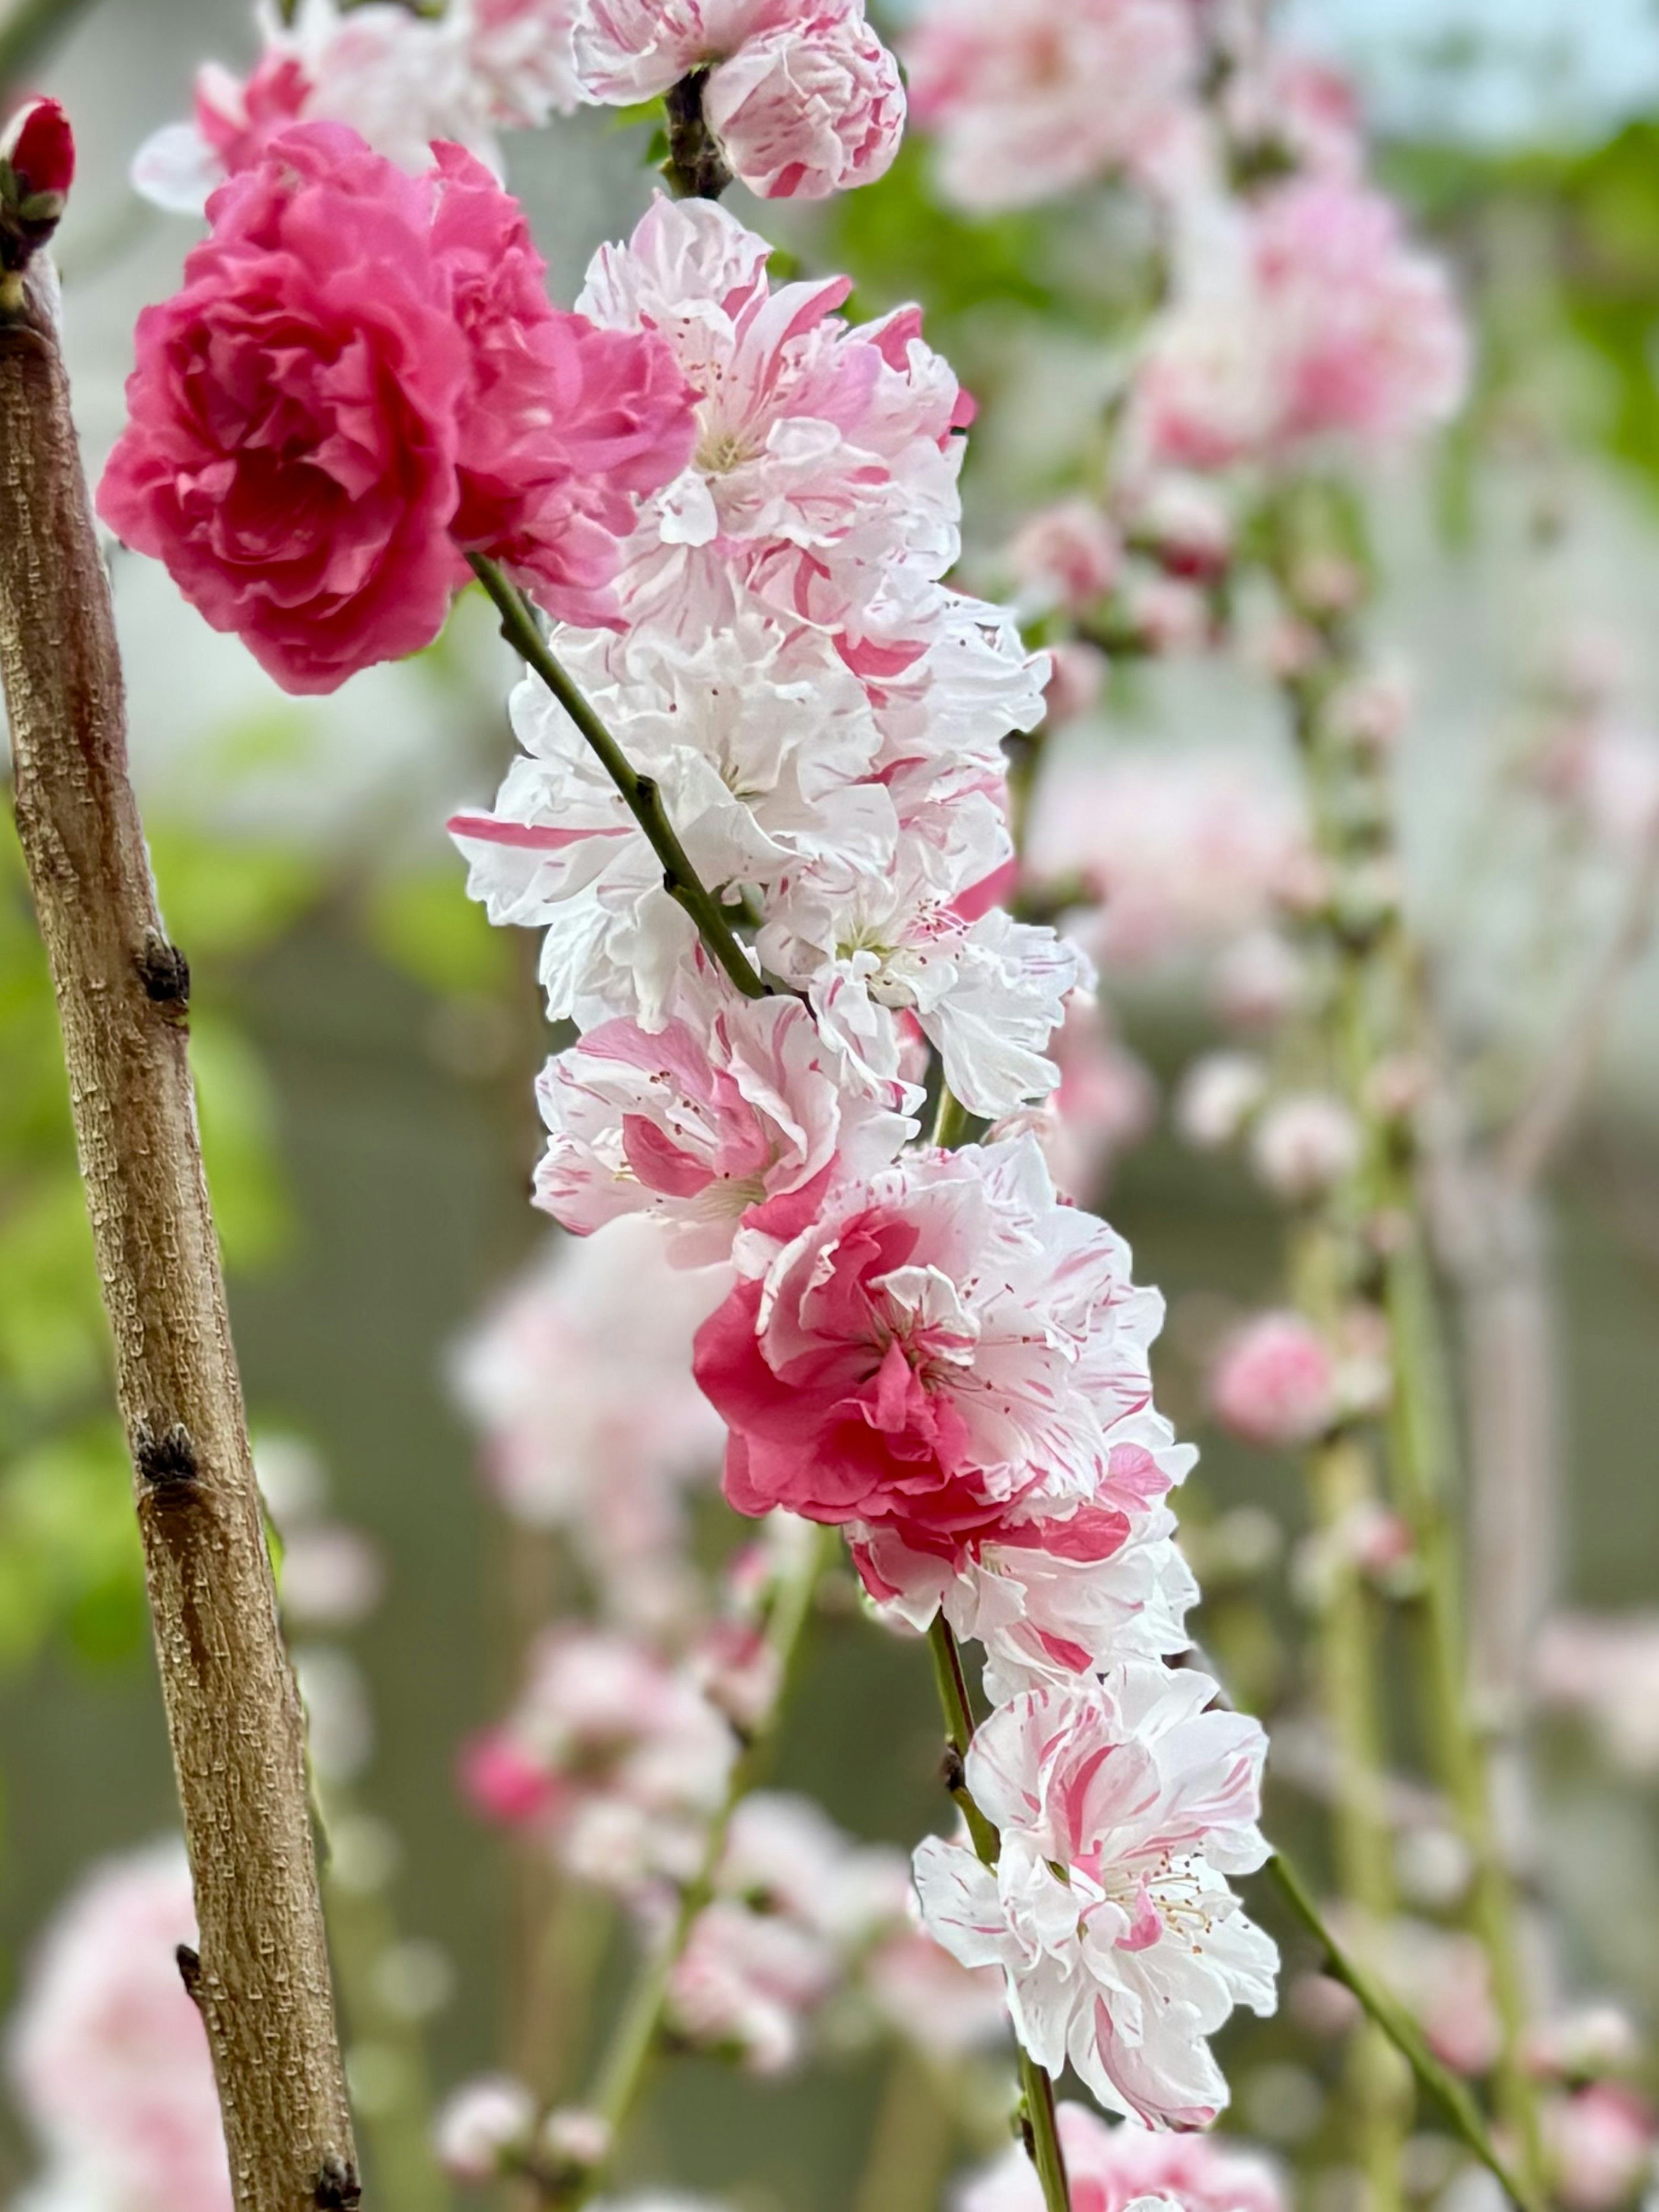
134,1421,199,1489
314,2155,362,2211
137,929,191,1017
175,1941,203,2005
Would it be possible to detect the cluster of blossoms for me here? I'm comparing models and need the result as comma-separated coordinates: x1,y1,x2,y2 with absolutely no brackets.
134,0,903,212
91,1,1281,2184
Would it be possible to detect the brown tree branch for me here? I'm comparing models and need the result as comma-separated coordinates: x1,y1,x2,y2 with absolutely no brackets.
0,268,359,2209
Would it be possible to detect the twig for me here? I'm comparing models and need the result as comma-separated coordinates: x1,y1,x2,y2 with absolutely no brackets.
1499,814,1659,1190
1265,1853,1547,2212
662,70,733,201
927,1618,1072,2212
0,272,357,2204
466,554,765,1005
536,1525,833,2209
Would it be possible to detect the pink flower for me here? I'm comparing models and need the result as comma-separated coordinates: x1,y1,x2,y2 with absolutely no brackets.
694,1134,1162,1566
575,1,904,200
1007,500,1123,614
913,1664,1277,2126
6,1842,230,2212
995,993,1157,1203
1209,1311,1337,1450
1134,178,1468,470
1546,2083,1658,2212
863,1926,1011,2059
430,143,697,628
853,1408,1198,1700
904,0,1199,213
99,127,694,693
1025,748,1310,972
960,2099,1288,2212
534,979,912,1266
99,124,472,694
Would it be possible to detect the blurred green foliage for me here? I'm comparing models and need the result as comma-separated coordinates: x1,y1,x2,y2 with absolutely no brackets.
0,804,322,1680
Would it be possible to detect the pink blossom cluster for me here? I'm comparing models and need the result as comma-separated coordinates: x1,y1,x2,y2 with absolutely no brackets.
1131,178,1469,470
133,0,903,213
904,0,1201,214
432,122,1274,2151
461,1622,737,1888
133,0,584,210
6,1843,231,2212
453,1221,729,1630
101,126,696,692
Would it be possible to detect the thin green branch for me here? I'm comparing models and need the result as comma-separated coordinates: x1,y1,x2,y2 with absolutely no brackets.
537,1525,832,2209
926,1617,1071,2212
1266,1852,1546,2212
467,553,765,1005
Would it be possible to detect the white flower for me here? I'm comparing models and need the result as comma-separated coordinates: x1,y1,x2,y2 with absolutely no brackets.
913,1665,1277,2127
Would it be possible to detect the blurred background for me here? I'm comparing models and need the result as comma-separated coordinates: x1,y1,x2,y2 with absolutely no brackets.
5,0,1659,2205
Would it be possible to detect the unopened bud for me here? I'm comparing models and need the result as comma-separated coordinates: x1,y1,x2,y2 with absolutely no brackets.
1,99,75,299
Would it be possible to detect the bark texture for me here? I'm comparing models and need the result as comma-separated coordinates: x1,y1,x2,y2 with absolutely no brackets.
0,268,359,2209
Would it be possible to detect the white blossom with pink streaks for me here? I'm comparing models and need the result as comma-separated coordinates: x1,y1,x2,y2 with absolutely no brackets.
535,974,914,1268
904,0,1199,213
913,1665,1277,2127
758,831,1092,1120
575,196,968,671
959,2097,1289,2212
575,1,904,200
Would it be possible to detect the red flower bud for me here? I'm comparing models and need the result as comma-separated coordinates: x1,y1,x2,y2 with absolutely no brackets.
3,98,76,203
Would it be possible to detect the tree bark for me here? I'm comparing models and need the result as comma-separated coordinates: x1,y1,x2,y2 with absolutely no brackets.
0,270,359,2208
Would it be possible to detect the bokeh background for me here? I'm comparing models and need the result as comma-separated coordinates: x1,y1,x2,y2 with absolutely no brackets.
5,0,1659,2203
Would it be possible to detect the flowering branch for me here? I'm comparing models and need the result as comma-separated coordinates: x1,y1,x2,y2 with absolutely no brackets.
928,1618,1073,2212
467,552,767,1005
0,263,358,2208
528,1524,833,2209
1265,493,1545,2188
1266,1853,1547,2212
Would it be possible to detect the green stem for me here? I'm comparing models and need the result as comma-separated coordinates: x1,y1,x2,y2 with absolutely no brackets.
542,1525,832,2208
926,1618,1071,2212
1266,1852,1546,2212
930,1085,976,1153
467,554,764,1005
1383,1221,1545,2188
1265,485,1545,2195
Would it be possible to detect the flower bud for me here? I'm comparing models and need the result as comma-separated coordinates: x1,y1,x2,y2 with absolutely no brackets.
1,99,74,293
